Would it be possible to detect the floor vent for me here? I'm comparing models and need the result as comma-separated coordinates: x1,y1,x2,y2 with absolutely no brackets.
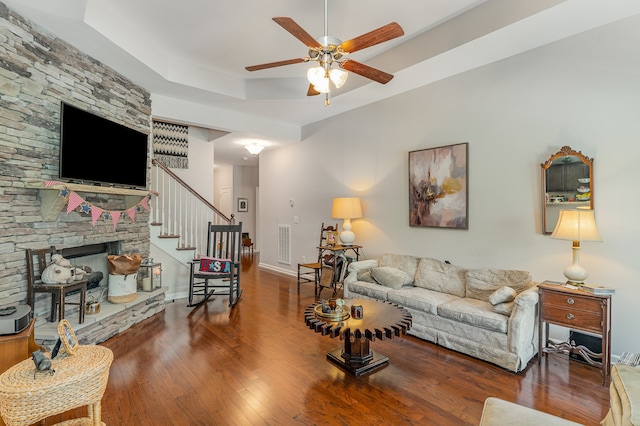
278,224,291,265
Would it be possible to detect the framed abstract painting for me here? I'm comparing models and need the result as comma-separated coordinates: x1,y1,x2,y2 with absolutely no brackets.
409,142,468,229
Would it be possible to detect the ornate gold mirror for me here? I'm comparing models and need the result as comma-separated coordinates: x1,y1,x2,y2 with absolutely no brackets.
541,146,593,234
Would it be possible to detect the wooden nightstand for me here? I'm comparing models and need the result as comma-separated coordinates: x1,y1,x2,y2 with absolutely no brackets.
538,281,612,385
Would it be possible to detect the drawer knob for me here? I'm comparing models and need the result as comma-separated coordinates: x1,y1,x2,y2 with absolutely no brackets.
567,313,575,320
566,298,575,305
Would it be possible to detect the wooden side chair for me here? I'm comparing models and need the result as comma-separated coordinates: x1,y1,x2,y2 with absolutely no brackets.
188,222,243,308
242,232,254,253
26,246,87,324
297,222,338,297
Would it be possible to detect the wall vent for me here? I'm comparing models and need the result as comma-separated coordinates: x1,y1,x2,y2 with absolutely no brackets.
278,224,291,265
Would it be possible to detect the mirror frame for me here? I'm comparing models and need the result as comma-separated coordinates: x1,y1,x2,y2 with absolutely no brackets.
541,145,594,235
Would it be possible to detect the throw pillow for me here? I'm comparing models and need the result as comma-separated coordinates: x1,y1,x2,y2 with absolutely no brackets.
413,258,467,298
370,266,413,289
379,253,421,279
465,269,532,302
493,302,515,316
357,269,377,283
488,286,517,306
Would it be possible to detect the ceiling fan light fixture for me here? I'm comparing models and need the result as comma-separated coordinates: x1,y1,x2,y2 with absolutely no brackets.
244,143,264,156
307,67,330,93
330,68,348,89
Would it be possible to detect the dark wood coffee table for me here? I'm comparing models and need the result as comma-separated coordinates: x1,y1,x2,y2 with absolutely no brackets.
304,299,412,376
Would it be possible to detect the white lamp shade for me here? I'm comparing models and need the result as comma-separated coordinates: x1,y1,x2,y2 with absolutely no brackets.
331,197,362,219
329,68,348,88
307,67,330,93
551,209,602,242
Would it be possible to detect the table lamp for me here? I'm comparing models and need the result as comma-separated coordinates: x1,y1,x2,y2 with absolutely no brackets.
550,209,602,285
331,197,362,246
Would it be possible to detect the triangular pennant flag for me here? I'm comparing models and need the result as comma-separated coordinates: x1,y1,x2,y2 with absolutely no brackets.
139,196,150,211
127,207,136,222
91,207,104,225
66,191,84,213
45,180,63,187
111,211,121,230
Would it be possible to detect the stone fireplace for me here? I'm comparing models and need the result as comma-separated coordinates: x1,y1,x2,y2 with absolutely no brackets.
34,241,166,347
0,5,165,347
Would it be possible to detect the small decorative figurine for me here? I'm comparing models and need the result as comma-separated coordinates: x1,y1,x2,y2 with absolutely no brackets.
31,350,55,379
351,304,364,319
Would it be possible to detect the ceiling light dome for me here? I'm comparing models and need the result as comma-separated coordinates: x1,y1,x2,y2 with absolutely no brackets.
245,143,264,156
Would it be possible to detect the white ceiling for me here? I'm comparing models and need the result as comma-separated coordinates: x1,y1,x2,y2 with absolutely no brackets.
4,0,640,166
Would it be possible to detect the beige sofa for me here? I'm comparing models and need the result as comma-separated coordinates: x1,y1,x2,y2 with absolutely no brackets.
343,253,539,372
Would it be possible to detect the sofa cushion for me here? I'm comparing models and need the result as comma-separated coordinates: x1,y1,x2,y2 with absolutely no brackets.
387,287,461,315
488,286,517,305
357,269,377,283
370,266,413,289
438,298,509,333
379,253,421,278
466,269,532,302
493,302,514,316
414,258,467,298
346,280,390,301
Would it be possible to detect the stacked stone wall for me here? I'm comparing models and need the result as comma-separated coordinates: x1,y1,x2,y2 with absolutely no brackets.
0,3,154,323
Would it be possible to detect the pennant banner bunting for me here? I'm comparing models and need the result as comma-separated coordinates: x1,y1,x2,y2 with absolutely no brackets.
111,211,121,231
66,191,84,213
55,186,153,229
91,207,104,225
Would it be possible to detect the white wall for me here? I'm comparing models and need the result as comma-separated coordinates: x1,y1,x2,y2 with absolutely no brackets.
233,165,259,249
258,15,640,357
169,126,215,203
214,165,233,216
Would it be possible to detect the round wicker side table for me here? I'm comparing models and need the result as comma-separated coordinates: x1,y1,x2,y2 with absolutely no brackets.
0,345,113,426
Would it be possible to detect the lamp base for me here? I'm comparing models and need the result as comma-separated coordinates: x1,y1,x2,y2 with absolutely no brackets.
339,230,355,246
563,244,588,286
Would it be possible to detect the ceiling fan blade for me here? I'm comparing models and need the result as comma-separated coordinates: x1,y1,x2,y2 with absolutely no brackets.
307,84,320,96
245,58,306,72
273,17,323,49
340,22,404,54
341,60,394,84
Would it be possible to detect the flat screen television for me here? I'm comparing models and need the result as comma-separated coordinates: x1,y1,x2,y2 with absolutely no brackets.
59,102,149,189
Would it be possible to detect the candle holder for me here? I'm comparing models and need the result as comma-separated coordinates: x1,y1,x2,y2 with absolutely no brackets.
137,261,161,292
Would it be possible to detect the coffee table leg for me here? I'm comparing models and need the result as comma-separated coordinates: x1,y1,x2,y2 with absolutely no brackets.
326,331,389,376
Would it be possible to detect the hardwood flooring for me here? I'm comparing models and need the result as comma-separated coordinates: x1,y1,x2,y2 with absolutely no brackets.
47,254,609,425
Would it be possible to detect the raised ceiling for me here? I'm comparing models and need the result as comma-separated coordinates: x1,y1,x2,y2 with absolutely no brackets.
3,0,640,166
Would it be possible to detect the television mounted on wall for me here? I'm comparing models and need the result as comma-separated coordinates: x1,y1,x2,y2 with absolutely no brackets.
59,102,149,189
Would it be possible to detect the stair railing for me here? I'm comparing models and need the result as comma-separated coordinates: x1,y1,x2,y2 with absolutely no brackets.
151,159,233,257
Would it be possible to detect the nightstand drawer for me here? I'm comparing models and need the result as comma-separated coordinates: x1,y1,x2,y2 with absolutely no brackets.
541,290,603,313
541,305,603,332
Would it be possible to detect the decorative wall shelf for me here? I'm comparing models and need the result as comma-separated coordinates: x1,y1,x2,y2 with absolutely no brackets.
25,181,151,221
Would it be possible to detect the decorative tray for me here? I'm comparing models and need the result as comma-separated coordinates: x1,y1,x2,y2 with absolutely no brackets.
314,304,350,321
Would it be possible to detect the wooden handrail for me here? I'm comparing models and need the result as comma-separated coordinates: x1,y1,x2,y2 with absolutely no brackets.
152,158,233,223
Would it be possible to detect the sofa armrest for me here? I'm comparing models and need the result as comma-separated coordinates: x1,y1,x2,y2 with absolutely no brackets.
344,259,379,298
507,285,539,365
607,364,640,426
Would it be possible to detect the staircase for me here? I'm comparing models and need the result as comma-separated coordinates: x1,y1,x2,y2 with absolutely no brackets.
150,159,233,298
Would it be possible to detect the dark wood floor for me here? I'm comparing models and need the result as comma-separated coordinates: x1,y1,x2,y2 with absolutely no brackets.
47,254,609,425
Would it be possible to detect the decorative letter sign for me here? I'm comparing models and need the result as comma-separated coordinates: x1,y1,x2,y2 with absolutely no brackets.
199,257,232,274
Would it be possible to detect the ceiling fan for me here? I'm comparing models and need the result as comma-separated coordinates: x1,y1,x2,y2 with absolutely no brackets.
245,0,404,105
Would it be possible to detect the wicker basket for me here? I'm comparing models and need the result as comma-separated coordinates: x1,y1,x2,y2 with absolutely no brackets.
107,273,137,303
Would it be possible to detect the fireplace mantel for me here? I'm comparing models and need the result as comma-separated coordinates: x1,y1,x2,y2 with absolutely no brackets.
25,181,152,221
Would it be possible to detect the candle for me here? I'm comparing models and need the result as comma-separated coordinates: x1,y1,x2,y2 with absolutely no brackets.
142,277,151,291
